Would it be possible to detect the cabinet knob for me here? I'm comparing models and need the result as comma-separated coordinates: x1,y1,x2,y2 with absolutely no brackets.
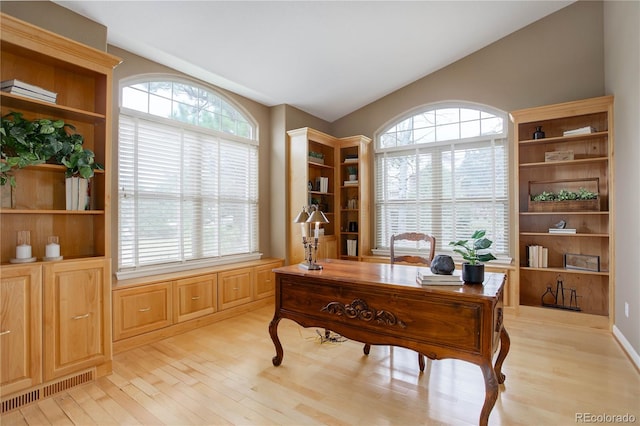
72,313,90,320
0,330,11,336
138,307,151,312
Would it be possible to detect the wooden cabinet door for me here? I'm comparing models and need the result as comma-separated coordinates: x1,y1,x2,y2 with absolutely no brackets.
0,265,42,396
318,236,337,260
43,259,111,381
174,275,216,323
217,267,253,310
113,282,172,340
254,261,282,300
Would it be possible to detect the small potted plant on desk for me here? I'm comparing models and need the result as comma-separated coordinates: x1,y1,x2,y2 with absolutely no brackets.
449,229,496,284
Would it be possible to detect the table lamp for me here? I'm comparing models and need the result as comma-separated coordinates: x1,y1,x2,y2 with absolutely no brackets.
294,205,329,270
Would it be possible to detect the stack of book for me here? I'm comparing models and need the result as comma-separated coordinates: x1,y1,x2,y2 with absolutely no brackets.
315,176,329,193
527,245,548,268
416,270,462,285
344,180,358,186
563,126,595,136
346,239,357,256
549,227,576,234
344,155,358,163
1,79,57,103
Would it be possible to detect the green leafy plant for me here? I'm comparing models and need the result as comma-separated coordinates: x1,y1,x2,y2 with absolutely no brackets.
0,112,102,184
309,151,324,159
449,230,497,265
347,166,357,175
56,145,103,178
531,188,597,202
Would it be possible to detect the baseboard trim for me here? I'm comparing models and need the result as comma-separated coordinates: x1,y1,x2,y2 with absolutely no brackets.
613,325,640,372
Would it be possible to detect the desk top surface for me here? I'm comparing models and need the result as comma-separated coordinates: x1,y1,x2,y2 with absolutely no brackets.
274,259,505,299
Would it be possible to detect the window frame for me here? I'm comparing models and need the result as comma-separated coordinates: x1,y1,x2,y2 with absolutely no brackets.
116,75,260,280
372,101,511,263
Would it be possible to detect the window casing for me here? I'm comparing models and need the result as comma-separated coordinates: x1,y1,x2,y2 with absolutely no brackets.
117,78,258,278
374,103,509,258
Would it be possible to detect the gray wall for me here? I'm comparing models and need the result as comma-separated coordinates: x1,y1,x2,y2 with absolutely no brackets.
0,1,107,50
331,1,604,138
270,105,330,262
604,1,640,358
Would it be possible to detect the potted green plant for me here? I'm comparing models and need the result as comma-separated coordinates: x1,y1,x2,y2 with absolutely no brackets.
1,112,63,186
449,229,496,284
1,111,101,209
347,165,357,181
0,112,98,184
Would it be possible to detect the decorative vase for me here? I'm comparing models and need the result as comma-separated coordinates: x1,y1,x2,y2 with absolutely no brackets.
462,263,485,284
533,126,545,139
430,254,455,275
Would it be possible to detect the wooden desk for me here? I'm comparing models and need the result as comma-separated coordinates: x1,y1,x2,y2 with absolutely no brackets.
269,259,509,426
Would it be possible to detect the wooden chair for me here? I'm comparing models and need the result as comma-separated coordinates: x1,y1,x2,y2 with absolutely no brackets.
390,232,436,265
363,232,436,372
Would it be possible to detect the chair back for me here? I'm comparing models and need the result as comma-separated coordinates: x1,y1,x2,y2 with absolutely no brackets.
390,232,436,265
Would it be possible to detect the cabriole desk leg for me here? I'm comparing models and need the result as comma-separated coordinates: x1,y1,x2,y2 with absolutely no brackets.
479,361,499,426
495,326,510,383
269,315,283,366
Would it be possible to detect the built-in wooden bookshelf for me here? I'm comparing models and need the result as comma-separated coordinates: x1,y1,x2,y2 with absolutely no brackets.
287,128,371,264
511,96,614,329
0,12,121,401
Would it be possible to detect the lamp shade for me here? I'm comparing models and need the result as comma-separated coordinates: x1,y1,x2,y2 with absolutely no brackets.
293,206,310,223
307,208,329,224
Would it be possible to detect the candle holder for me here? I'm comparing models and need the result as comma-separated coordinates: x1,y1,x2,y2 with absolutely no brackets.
43,235,63,261
10,230,36,263
294,205,329,270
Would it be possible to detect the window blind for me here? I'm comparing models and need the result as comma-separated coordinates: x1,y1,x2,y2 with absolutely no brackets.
374,104,509,256
118,114,258,273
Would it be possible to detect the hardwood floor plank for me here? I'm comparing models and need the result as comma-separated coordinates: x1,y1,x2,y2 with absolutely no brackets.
66,384,119,425
2,305,639,425
96,376,163,425
31,397,69,425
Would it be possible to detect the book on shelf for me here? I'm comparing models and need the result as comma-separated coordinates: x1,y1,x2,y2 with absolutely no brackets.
527,245,548,268
315,176,329,193
1,79,57,102
344,180,358,186
549,228,576,234
65,177,90,210
346,239,358,256
2,85,57,103
344,157,358,163
563,126,596,136
416,270,462,285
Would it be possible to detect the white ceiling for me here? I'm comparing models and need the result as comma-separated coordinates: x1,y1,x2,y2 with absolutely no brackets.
55,1,574,122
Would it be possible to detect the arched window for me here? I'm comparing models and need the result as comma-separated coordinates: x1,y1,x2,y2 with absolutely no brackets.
117,77,259,278
374,102,509,258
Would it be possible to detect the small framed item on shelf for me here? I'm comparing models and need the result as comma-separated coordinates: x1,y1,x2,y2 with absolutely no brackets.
564,253,600,272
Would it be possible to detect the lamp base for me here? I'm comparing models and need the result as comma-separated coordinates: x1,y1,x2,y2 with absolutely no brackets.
298,262,323,270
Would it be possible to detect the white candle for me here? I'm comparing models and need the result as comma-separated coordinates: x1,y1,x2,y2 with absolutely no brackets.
46,242,60,258
314,222,320,239
301,223,307,238
16,244,31,259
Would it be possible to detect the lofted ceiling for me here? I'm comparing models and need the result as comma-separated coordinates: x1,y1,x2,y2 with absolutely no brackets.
55,1,574,122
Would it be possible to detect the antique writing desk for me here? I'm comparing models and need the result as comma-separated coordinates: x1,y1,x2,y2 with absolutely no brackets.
269,259,509,426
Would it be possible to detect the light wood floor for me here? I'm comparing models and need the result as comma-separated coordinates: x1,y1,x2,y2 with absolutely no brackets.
3,305,639,425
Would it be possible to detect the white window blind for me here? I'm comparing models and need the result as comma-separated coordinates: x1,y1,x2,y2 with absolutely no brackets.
118,80,258,277
374,104,509,256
